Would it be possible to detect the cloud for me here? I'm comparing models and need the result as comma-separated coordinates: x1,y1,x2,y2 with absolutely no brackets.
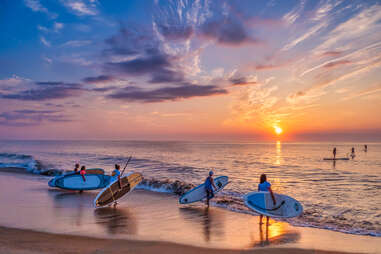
0,75,31,91
321,51,342,57
82,75,115,84
40,36,51,47
91,86,118,92
61,40,92,47
24,0,57,18
343,84,381,101
157,25,194,41
104,27,186,84
108,84,227,103
0,109,72,126
322,60,351,68
62,0,97,16
199,18,258,46
54,22,64,32
229,75,258,86
1,82,83,101
42,56,52,64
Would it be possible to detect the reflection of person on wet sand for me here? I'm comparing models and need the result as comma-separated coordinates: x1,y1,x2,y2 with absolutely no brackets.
203,207,211,242
94,207,136,235
258,219,270,246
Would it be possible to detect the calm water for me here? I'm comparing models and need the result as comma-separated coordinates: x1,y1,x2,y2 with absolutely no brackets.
0,140,380,236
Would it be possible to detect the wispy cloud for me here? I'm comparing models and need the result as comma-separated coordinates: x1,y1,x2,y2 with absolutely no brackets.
24,0,57,18
40,36,51,47
61,40,92,47
62,0,98,16
0,109,72,126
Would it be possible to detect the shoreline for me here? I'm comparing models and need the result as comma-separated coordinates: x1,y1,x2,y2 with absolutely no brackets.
0,226,362,254
0,168,379,253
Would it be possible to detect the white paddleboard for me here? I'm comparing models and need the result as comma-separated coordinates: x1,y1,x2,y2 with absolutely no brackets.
244,191,303,218
179,176,228,204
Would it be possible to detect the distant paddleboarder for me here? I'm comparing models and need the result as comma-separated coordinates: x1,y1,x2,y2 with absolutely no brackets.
351,147,355,159
364,145,368,152
333,147,337,159
205,171,217,207
258,174,276,225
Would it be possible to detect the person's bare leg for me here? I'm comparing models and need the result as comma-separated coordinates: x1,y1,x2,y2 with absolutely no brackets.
266,216,270,225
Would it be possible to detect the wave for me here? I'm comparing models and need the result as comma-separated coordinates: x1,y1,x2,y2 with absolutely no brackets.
0,152,60,175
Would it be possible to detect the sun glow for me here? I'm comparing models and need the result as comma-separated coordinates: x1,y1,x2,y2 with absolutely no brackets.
274,126,283,135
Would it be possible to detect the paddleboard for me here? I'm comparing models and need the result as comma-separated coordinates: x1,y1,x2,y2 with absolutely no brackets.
48,168,105,187
179,176,229,204
244,191,303,218
94,172,143,208
54,173,111,191
323,158,349,160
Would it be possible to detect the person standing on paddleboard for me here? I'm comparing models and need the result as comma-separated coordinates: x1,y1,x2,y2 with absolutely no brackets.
205,171,217,207
112,164,122,190
258,174,276,224
333,147,337,159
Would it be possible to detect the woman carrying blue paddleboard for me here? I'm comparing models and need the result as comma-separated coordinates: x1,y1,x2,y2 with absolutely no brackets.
258,174,276,224
205,171,217,207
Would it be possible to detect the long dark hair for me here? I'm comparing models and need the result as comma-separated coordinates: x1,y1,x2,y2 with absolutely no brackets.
260,174,267,184
80,166,86,171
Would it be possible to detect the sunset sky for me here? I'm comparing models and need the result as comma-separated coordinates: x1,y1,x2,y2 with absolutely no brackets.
0,0,380,141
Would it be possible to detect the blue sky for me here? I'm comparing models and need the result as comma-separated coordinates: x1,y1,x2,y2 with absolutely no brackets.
0,0,381,140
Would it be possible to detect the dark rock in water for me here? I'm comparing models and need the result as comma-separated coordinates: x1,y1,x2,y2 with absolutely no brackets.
39,169,62,176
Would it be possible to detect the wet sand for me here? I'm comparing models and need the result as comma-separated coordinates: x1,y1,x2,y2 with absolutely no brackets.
0,168,379,254
0,226,364,254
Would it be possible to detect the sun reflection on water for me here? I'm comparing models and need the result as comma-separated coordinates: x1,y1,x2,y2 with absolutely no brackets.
275,140,282,165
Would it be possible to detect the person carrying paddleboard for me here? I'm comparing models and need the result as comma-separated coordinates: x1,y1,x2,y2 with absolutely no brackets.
112,164,122,190
205,171,217,207
80,166,86,182
73,163,80,173
258,174,276,224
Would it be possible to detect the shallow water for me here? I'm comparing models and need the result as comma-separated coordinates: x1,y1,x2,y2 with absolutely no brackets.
0,172,380,253
0,140,380,236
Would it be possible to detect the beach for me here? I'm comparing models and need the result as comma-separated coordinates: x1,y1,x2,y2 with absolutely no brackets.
0,169,379,254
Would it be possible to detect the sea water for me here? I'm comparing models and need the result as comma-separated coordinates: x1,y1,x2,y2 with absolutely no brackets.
0,140,380,236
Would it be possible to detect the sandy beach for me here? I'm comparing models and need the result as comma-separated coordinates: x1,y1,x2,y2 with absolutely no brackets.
0,168,379,254
0,226,366,254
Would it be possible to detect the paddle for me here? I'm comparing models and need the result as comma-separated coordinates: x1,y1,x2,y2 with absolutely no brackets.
120,155,132,177
248,200,286,211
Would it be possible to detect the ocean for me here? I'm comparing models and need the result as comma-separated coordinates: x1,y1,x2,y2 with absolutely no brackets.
0,140,380,236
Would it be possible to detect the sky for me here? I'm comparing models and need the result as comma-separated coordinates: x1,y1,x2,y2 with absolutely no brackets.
0,0,381,141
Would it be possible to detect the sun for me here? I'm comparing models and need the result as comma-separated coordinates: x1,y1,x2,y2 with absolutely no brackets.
274,126,283,135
